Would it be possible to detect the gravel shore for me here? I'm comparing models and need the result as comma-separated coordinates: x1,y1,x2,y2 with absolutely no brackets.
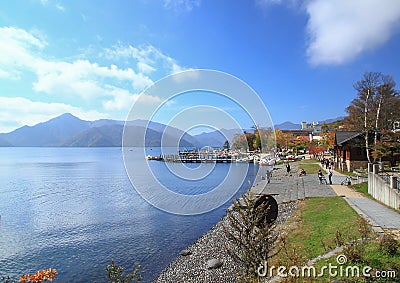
154,201,298,283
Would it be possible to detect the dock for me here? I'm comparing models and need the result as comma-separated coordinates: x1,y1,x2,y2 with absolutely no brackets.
147,149,261,163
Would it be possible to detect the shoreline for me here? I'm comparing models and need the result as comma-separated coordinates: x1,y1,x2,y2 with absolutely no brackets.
154,165,299,282
154,202,299,283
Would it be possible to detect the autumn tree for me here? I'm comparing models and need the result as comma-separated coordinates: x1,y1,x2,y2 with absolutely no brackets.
232,128,276,153
344,72,400,163
231,131,255,151
275,129,294,151
231,133,249,151
372,131,400,167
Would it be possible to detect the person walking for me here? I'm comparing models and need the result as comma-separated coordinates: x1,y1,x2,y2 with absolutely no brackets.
286,162,291,175
318,169,324,184
328,166,333,185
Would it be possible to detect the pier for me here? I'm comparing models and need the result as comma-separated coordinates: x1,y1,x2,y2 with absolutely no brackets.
147,149,260,163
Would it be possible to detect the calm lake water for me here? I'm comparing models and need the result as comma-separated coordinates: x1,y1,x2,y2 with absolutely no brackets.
0,147,260,282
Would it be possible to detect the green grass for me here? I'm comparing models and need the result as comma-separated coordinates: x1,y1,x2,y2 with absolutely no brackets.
293,197,361,257
338,170,359,177
314,241,400,282
272,197,361,267
297,162,322,174
351,182,371,197
270,196,400,282
294,158,322,174
298,158,320,164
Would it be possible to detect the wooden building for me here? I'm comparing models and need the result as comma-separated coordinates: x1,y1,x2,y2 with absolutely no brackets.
334,131,368,172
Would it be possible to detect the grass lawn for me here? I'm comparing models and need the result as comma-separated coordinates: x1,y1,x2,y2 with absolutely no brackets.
296,159,321,174
314,241,400,282
269,196,400,282
271,197,361,267
351,182,371,197
298,158,320,164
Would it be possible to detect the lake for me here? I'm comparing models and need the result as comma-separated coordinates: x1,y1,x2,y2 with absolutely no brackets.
0,147,260,282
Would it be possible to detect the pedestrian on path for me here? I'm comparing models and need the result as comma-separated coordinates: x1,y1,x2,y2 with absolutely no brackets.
286,162,291,175
328,166,333,184
318,169,324,184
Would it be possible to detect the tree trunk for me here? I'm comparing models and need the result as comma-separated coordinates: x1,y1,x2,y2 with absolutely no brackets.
364,89,372,163
373,88,384,162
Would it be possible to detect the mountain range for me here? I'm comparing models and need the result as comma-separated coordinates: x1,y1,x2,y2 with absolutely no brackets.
273,117,345,130
0,113,344,147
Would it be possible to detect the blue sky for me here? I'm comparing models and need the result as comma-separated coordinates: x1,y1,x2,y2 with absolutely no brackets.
1,0,400,133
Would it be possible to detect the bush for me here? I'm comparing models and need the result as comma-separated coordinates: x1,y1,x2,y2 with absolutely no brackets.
379,233,399,256
106,260,141,283
223,193,278,281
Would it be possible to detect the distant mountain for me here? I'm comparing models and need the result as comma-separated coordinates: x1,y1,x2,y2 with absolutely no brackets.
193,128,243,148
127,120,198,147
273,117,345,130
0,114,346,147
62,124,124,147
274,121,301,130
0,113,195,147
0,113,90,146
320,116,345,124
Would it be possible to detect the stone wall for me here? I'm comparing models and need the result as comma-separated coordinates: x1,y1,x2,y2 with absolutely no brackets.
368,163,400,210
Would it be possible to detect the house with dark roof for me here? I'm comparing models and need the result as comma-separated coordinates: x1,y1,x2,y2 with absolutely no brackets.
334,131,368,172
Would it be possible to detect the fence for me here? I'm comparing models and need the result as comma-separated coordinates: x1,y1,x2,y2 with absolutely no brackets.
368,163,400,210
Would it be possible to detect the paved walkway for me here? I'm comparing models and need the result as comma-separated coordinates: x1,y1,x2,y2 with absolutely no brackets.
252,162,400,231
346,198,400,229
322,164,400,230
252,164,337,204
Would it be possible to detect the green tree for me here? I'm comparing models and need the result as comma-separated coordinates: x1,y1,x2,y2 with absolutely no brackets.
345,72,400,163
106,260,141,283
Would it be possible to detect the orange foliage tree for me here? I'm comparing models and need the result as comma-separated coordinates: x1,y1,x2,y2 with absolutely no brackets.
18,269,57,283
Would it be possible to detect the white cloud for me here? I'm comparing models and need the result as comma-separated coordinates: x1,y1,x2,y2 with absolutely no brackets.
102,44,186,75
0,27,46,79
103,90,164,111
306,0,400,65
163,0,201,12
0,26,187,131
0,96,107,133
137,61,156,74
32,59,154,98
39,0,65,11
55,4,65,11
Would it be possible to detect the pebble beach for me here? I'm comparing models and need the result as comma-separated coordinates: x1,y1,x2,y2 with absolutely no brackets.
154,164,301,283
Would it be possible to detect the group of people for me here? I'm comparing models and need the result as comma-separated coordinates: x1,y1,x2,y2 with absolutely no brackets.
284,159,334,185
319,158,334,184
321,158,334,170
318,166,333,184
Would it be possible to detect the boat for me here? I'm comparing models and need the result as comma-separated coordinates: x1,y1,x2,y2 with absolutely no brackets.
146,155,163,161
259,158,276,166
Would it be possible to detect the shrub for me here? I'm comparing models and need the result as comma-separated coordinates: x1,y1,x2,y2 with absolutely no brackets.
379,233,399,256
223,193,278,281
105,260,141,283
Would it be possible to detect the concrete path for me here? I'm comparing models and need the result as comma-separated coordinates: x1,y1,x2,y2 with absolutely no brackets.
323,164,400,230
252,164,336,204
346,198,400,229
253,162,400,231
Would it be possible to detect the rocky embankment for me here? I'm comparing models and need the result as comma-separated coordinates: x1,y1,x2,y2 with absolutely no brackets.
154,201,298,283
